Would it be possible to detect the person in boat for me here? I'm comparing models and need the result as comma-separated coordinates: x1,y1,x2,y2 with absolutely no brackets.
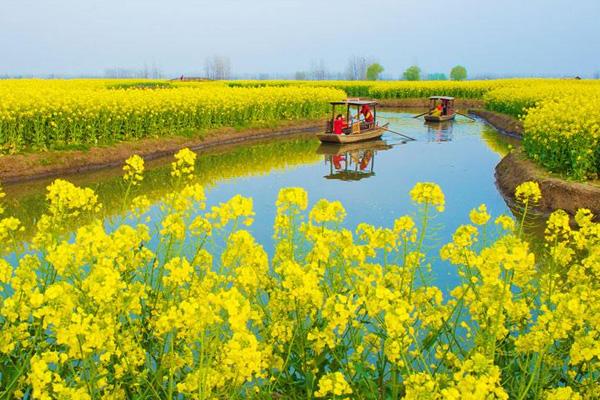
359,150,373,171
430,103,443,117
332,154,345,170
333,114,348,135
358,105,374,124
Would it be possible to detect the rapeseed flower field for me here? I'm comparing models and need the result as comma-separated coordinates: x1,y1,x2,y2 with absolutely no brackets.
2,78,599,179
0,148,598,399
0,80,345,152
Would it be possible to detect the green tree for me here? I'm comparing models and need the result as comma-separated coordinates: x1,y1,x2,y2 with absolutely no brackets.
294,71,307,80
450,65,467,81
402,65,421,81
366,63,384,80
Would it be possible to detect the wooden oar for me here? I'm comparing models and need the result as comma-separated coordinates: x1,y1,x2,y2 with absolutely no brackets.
455,111,476,121
382,127,416,141
413,110,432,119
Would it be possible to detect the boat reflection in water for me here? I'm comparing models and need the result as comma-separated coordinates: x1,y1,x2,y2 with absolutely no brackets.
425,120,454,143
316,140,392,181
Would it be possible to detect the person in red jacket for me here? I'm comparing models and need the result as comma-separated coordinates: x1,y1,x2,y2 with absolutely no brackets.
333,114,347,135
359,105,374,123
332,154,345,170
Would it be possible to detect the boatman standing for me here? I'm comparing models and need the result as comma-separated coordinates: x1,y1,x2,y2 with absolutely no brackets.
359,105,374,123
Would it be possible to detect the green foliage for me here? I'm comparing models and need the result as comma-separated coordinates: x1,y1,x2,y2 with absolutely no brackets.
402,65,421,81
427,73,448,81
366,63,384,81
294,71,307,80
450,65,468,81
106,81,175,90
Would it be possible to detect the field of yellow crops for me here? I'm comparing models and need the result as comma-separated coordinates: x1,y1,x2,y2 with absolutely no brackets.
484,82,600,179
0,149,598,399
0,79,345,152
2,78,599,179
228,79,500,99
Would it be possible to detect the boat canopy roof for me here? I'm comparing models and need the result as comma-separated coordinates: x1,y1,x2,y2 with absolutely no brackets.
330,99,378,106
429,96,455,100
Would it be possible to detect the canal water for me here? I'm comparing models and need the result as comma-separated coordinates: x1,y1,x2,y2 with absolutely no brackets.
3,109,520,290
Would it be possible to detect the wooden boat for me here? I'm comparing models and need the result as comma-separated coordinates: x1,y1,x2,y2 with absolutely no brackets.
316,139,392,155
420,96,456,122
316,123,389,144
424,114,455,122
318,138,395,182
318,99,389,144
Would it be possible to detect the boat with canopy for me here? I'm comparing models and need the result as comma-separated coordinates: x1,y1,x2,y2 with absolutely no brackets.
423,96,456,122
317,99,389,144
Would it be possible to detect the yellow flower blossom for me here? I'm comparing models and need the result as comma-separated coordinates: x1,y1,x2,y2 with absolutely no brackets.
309,198,346,225
123,154,145,185
171,147,197,180
494,214,515,232
515,181,542,205
314,372,353,398
410,182,445,212
469,204,491,225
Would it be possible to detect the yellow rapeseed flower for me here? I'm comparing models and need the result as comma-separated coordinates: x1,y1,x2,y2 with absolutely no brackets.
515,181,542,205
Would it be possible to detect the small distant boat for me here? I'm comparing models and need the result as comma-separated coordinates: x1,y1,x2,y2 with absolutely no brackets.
422,96,456,122
317,99,389,144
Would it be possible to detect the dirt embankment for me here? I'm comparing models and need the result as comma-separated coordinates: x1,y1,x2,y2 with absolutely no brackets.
469,109,523,138
0,120,323,184
495,148,600,216
475,110,599,215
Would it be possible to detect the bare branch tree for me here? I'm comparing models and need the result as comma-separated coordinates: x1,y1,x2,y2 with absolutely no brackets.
309,59,327,80
205,56,232,80
103,66,163,79
345,56,368,80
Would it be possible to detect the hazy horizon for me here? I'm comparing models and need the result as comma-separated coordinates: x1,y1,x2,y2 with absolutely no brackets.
2,0,600,79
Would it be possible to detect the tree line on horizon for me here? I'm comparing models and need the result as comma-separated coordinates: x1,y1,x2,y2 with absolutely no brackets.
293,57,468,82
8,53,598,80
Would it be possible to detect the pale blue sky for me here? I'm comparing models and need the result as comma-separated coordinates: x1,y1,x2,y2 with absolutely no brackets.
1,0,599,78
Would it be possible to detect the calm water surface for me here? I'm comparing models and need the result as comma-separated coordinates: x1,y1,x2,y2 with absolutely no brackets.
5,110,519,290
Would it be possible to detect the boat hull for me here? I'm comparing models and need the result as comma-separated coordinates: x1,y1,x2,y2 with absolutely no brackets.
317,123,389,144
424,114,455,122
316,139,392,155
